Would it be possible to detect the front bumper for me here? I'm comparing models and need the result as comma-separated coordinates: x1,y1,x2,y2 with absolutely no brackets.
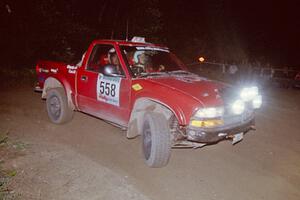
187,112,255,143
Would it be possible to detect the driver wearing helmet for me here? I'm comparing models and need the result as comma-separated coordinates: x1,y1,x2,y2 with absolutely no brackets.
108,48,120,65
107,48,122,75
133,51,153,73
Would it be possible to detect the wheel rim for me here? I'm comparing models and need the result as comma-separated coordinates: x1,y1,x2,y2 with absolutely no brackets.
143,121,152,160
49,95,61,120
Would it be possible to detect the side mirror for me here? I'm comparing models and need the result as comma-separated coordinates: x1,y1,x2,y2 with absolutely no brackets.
103,65,123,77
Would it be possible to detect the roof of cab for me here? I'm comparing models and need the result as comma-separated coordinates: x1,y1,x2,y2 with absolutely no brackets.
91,39,168,49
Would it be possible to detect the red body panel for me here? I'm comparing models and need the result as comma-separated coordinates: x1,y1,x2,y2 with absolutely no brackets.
36,39,226,127
130,76,225,124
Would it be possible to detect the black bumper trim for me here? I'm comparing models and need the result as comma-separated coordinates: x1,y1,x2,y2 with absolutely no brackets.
187,118,255,143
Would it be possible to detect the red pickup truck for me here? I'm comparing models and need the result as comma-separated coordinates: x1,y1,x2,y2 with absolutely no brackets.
35,38,262,167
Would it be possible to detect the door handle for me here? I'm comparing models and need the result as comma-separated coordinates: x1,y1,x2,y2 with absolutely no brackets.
81,75,88,81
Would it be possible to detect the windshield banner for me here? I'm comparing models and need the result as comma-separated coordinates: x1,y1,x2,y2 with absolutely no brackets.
136,46,169,52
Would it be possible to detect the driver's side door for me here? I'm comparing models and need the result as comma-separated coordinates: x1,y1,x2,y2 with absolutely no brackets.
76,44,131,127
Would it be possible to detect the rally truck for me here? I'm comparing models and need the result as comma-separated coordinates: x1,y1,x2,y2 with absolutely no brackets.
35,37,262,168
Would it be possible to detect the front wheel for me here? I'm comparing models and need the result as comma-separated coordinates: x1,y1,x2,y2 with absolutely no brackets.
142,112,171,168
46,88,73,124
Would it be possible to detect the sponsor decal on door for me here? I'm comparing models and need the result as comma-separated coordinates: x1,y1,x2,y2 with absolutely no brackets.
97,74,121,106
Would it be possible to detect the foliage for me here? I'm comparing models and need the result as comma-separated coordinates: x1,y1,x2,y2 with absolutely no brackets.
2,0,298,68
1,0,165,67
0,132,12,200
0,131,26,200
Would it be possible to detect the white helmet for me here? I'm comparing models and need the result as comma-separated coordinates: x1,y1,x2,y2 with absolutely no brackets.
133,51,145,63
108,48,116,63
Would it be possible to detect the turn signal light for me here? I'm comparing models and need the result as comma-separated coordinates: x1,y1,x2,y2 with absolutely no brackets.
190,119,223,128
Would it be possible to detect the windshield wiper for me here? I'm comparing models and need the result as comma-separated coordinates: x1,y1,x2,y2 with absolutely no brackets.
138,70,190,78
138,72,167,78
168,70,190,75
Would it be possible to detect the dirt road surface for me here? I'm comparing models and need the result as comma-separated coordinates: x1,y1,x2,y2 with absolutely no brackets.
0,85,299,200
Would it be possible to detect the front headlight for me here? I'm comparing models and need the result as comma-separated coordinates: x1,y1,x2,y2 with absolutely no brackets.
195,107,224,118
231,99,245,115
240,86,259,101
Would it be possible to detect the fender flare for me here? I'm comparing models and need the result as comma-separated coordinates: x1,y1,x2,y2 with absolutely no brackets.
126,97,185,138
42,77,75,110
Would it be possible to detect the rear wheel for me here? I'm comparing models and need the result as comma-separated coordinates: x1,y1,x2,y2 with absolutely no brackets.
46,88,73,124
142,112,171,167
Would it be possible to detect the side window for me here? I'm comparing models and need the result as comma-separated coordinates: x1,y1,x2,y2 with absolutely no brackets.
86,44,124,75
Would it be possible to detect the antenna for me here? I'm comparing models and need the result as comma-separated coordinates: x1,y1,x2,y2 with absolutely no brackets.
111,2,120,40
126,19,129,41
111,29,114,39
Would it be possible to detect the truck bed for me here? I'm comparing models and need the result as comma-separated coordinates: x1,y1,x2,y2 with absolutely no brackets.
35,60,77,92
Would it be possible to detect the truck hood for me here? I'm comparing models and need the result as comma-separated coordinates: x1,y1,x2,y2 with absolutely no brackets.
142,72,227,107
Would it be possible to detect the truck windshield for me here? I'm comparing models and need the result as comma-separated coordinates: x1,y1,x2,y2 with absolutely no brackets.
120,45,186,76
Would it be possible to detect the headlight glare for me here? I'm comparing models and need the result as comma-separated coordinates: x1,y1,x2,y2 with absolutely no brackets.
195,107,224,118
252,95,262,109
232,99,245,115
240,86,259,101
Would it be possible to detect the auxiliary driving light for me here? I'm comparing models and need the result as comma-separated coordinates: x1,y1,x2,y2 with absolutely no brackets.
232,99,245,115
240,86,259,101
252,95,262,109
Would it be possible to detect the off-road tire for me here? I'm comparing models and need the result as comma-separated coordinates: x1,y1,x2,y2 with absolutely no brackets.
46,88,73,124
142,112,171,168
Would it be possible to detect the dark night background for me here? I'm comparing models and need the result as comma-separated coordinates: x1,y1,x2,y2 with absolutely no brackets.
1,0,300,69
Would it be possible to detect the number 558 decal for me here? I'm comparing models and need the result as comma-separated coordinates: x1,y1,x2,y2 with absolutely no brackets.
97,74,121,106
